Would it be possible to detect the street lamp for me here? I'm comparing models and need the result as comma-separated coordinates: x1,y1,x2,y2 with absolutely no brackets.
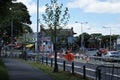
103,26,111,51
9,7,14,58
36,0,39,53
35,0,40,61
75,21,88,53
81,22,88,53
9,8,13,43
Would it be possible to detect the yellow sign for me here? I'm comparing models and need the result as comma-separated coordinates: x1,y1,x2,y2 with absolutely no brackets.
26,44,34,48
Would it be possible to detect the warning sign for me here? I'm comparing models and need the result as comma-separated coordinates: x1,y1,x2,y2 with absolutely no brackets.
64,53,74,62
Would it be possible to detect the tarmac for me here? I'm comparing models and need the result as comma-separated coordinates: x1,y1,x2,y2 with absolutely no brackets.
2,58,55,80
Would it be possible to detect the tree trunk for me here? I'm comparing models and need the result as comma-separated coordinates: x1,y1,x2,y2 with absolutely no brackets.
54,48,58,72
53,25,58,72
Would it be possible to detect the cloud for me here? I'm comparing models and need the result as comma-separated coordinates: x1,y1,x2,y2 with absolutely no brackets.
30,23,37,32
16,0,45,14
66,23,120,36
16,0,46,33
66,23,92,36
67,0,120,13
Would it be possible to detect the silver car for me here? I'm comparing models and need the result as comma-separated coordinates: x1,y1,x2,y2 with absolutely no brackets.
103,51,120,62
104,51,120,58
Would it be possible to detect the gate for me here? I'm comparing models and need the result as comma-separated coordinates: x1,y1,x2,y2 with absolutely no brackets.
96,64,120,80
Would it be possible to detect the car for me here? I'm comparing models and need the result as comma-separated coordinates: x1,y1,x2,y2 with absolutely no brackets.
103,51,120,62
104,51,120,58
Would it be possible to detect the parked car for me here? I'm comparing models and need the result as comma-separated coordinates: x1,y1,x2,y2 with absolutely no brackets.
104,51,120,57
93,48,108,57
26,50,36,56
103,51,120,62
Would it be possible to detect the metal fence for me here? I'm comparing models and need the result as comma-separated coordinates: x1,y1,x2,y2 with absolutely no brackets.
96,64,120,80
1,50,120,80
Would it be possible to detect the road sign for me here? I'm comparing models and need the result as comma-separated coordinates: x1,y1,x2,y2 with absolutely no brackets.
64,53,74,62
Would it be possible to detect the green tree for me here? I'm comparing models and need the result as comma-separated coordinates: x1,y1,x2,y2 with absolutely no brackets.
0,0,12,21
0,1,32,54
83,33,91,48
90,33,102,49
0,2,32,42
102,35,118,49
0,0,33,56
42,0,70,72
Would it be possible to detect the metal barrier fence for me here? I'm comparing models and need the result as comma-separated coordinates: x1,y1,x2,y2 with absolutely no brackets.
1,50,120,80
96,64,120,80
38,57,89,79
89,56,120,63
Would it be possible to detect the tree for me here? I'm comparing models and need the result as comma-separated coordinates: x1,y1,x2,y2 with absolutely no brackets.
89,33,102,49
0,0,32,56
102,35,118,49
75,33,91,51
0,2,32,41
42,0,70,72
0,0,12,21
83,33,91,48
0,1,32,55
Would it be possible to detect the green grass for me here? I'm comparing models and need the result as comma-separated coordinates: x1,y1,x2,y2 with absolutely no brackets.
27,61,93,80
0,59,9,80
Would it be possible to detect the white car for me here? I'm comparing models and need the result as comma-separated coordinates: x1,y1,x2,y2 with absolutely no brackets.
103,51,120,62
104,51,120,58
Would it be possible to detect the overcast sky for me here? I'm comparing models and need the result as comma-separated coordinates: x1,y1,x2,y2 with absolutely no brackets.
16,0,120,36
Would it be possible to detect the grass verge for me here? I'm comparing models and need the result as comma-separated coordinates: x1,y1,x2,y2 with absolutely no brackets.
27,61,93,80
0,59,9,80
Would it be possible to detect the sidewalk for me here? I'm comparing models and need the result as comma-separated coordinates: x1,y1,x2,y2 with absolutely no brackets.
2,58,55,80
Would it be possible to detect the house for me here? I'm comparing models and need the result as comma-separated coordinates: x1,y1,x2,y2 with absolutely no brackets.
16,27,76,52
40,27,76,51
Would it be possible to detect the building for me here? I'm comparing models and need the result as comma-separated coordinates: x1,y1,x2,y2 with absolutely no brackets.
40,27,76,51
116,36,120,51
16,27,76,52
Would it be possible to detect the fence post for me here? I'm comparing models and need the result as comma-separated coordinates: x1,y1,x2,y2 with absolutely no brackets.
83,65,86,79
46,57,48,65
98,69,101,80
51,58,53,67
111,64,114,80
42,57,44,64
63,60,65,71
72,61,74,74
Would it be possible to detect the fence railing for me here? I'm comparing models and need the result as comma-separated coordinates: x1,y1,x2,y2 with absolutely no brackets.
1,50,120,80
96,64,120,80
37,57,90,79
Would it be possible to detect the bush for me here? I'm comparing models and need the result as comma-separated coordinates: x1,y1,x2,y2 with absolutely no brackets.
0,59,9,80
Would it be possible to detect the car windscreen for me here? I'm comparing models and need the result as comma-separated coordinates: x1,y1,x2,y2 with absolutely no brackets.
111,52,120,54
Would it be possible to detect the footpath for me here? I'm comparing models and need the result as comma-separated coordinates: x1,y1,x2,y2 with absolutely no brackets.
2,58,55,80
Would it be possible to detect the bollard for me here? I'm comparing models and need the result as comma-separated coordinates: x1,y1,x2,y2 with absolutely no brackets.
42,57,44,64
83,65,86,79
51,58,53,67
63,61,66,71
72,62,74,74
98,69,101,80
46,57,48,65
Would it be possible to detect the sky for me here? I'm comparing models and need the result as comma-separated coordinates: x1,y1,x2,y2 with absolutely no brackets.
16,0,120,36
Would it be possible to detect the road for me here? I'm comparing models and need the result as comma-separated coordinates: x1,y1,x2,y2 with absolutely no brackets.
3,50,120,80
45,56,120,80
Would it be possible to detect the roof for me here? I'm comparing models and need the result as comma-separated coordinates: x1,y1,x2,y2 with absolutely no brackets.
41,27,76,37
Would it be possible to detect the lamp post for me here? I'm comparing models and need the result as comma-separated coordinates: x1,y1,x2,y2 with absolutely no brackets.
9,7,14,58
103,26,111,51
81,22,88,53
36,0,39,53
75,22,88,53
9,8,13,44
35,0,39,61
